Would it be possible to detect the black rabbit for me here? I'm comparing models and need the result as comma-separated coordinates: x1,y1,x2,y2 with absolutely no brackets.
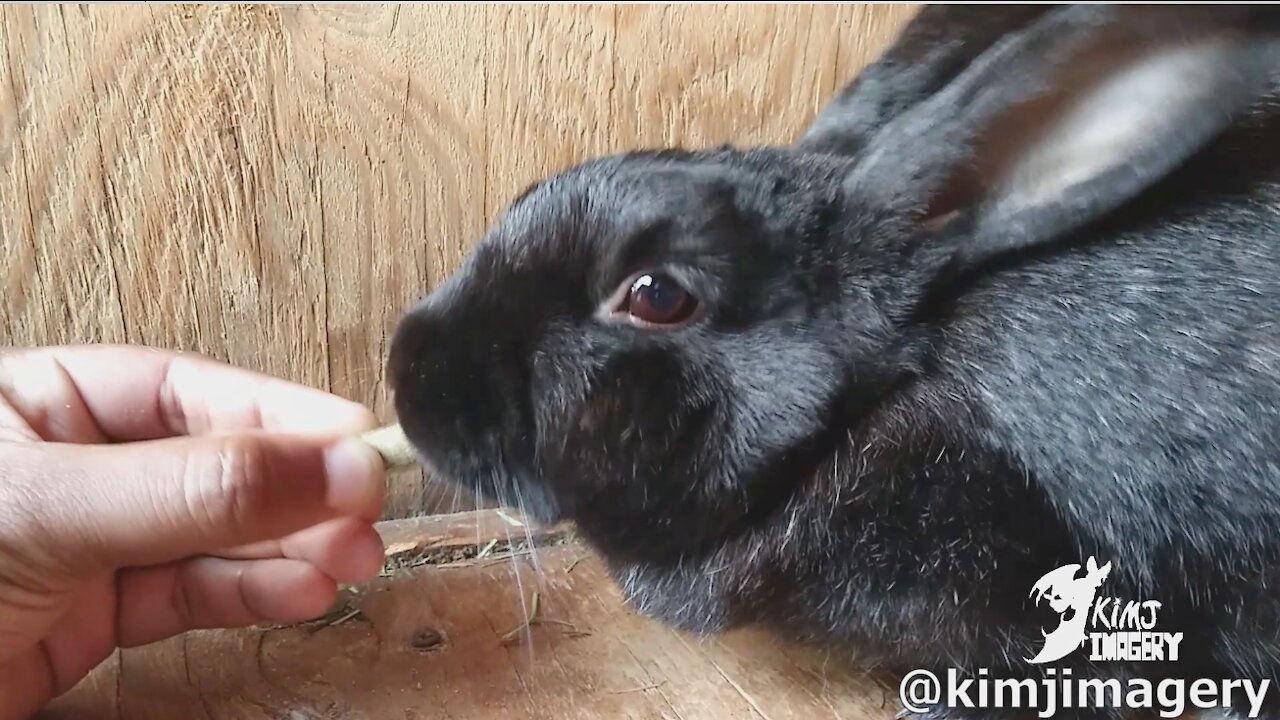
387,6,1280,718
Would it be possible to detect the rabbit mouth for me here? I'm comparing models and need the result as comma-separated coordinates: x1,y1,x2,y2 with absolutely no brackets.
396,415,562,524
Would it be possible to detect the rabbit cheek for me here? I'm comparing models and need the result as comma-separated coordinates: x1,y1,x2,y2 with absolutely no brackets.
575,386,620,436
536,356,740,563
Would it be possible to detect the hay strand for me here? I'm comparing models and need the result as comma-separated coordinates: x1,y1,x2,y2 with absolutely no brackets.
357,423,419,469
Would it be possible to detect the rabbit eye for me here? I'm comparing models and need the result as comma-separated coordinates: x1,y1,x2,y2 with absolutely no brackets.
620,272,698,327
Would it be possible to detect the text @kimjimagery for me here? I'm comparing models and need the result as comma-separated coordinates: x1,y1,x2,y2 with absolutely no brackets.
898,668,1271,719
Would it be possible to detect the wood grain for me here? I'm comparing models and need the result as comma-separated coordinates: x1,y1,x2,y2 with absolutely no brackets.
42,509,900,720
0,4,919,517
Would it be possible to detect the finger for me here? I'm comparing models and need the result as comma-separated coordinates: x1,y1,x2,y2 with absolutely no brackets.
0,433,383,574
0,647,55,720
0,348,109,444
116,557,338,648
0,345,378,443
218,517,387,583
0,574,116,719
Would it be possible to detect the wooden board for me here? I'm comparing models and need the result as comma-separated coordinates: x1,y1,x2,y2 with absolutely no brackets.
0,3,920,517
41,509,899,720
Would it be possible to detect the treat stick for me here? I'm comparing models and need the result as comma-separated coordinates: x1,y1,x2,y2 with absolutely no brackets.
357,423,418,470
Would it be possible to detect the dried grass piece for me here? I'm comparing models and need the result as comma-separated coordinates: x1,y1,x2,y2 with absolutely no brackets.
498,591,592,646
357,423,418,469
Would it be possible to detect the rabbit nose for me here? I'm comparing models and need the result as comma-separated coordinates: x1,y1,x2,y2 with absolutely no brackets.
386,302,478,417
385,297,512,455
386,302,433,396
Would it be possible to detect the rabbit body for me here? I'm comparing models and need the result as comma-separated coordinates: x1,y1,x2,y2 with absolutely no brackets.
609,129,1280,716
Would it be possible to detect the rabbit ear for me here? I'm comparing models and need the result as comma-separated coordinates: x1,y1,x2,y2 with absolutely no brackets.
796,5,1054,157
842,6,1280,279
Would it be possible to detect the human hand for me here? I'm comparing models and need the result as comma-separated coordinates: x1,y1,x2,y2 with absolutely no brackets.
0,345,387,719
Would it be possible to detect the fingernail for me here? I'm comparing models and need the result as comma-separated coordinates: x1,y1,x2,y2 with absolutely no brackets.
323,439,384,517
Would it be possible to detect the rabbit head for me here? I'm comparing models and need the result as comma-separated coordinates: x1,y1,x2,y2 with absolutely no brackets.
387,146,866,563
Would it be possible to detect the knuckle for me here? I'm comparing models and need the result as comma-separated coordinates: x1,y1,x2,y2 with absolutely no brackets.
184,438,275,535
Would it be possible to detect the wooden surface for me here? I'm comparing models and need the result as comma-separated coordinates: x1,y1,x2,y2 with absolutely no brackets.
42,509,898,720
0,3,919,516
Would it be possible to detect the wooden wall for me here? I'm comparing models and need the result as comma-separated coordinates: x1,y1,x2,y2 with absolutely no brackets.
0,3,918,517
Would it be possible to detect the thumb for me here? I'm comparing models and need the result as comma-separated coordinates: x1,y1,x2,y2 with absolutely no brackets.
0,433,384,575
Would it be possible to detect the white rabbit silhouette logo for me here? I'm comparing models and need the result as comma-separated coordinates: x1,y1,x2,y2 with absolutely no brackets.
1026,557,1112,665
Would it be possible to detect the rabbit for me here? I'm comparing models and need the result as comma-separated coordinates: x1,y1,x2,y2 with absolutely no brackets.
386,5,1280,719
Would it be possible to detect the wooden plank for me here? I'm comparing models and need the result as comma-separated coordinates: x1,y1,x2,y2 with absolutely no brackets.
42,510,898,719
609,4,916,149
0,4,918,517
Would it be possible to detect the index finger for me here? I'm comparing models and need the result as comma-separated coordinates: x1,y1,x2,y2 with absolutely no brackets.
0,345,379,442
